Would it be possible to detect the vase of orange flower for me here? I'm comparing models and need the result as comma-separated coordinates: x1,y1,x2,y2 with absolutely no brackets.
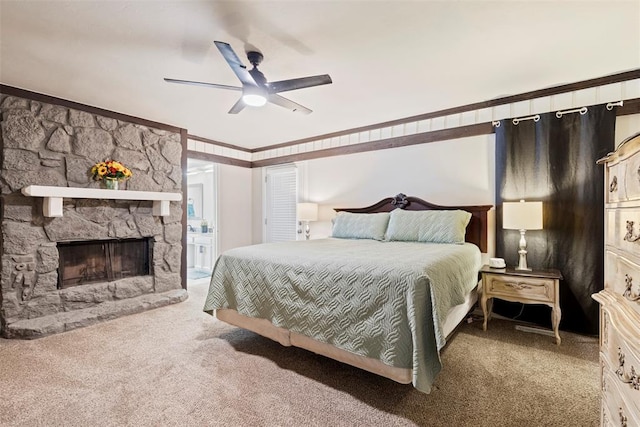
104,177,119,190
91,160,132,190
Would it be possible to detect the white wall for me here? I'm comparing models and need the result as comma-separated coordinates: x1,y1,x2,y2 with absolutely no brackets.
253,133,496,250
217,164,253,253
616,114,640,146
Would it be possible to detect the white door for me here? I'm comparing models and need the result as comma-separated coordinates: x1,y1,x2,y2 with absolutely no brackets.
264,164,297,243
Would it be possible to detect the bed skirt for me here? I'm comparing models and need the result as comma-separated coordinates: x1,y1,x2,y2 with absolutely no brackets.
216,283,478,385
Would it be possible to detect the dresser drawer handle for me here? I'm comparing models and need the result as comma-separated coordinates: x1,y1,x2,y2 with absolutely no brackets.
616,347,640,391
623,274,640,304
610,175,618,192
619,407,627,427
624,221,640,243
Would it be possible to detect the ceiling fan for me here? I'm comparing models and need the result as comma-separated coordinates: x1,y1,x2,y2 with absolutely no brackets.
164,41,332,115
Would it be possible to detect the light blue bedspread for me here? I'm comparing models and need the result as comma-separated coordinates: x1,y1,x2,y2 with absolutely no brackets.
204,238,480,392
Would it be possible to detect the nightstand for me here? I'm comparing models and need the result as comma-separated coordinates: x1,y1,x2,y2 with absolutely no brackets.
480,265,563,345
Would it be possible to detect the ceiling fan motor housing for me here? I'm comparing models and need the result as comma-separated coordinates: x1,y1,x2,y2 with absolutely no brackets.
247,51,263,67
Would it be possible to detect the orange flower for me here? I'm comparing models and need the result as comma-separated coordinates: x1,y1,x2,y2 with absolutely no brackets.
91,160,132,181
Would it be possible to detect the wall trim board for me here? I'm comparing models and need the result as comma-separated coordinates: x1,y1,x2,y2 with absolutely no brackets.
251,69,640,153
192,97,640,169
0,84,185,133
180,129,188,290
187,133,252,153
187,150,252,168
620,98,640,116
252,123,493,168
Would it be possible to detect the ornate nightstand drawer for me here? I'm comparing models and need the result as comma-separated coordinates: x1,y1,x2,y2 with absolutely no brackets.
484,274,555,303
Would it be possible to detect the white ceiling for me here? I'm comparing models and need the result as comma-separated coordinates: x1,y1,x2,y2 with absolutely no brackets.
1,1,639,150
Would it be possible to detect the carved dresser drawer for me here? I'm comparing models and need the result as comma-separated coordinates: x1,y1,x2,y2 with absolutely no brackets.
596,131,640,426
609,253,640,319
606,162,625,203
609,208,640,263
601,358,640,427
623,149,640,202
599,302,640,418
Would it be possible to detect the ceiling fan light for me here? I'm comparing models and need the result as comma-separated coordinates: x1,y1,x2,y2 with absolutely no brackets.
242,94,267,107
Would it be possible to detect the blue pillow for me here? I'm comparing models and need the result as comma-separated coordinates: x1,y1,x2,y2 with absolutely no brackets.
331,212,390,241
386,209,471,243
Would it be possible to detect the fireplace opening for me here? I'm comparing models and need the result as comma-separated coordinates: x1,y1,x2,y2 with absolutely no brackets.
57,238,153,289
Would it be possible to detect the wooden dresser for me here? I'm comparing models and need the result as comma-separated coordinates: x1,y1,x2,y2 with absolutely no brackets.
594,132,640,426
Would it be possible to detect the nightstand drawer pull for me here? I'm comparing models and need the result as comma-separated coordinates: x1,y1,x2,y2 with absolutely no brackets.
610,175,618,193
615,347,640,391
623,274,640,304
504,282,533,291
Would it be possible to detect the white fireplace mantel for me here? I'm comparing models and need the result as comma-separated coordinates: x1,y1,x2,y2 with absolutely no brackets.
21,185,183,217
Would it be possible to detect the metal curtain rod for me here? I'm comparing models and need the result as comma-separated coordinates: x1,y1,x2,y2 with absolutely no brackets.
606,100,624,110
493,114,540,126
492,100,623,128
556,106,588,118
512,114,540,125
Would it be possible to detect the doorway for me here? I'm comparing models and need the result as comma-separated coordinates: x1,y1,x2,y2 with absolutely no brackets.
186,158,218,282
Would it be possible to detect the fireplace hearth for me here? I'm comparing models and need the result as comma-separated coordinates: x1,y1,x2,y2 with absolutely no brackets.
58,238,152,289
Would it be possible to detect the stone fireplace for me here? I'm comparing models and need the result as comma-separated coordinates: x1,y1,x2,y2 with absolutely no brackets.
0,91,187,339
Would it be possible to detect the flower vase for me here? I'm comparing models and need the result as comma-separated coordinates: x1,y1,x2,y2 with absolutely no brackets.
105,178,119,190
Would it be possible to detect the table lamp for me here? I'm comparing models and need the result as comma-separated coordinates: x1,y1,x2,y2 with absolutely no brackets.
297,202,318,240
502,200,543,270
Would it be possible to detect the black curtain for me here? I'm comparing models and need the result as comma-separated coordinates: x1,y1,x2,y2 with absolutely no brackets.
495,104,616,335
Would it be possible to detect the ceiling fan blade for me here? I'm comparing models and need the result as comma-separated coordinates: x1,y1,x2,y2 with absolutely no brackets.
214,41,258,87
268,74,332,94
268,94,312,115
228,98,245,114
164,78,242,91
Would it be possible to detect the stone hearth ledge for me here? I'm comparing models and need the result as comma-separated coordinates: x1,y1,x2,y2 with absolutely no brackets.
21,185,182,217
3,289,188,339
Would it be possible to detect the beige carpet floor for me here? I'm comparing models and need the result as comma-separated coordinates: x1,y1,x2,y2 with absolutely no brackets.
0,278,600,427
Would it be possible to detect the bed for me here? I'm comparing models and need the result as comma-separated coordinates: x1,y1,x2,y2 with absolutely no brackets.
204,194,491,393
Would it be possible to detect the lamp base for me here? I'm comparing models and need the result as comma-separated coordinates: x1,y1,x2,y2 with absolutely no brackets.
515,230,531,270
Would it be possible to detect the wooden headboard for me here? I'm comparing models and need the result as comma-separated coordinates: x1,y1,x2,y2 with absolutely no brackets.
334,193,492,253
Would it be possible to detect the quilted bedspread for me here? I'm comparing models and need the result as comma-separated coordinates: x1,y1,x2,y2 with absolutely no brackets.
203,238,481,392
